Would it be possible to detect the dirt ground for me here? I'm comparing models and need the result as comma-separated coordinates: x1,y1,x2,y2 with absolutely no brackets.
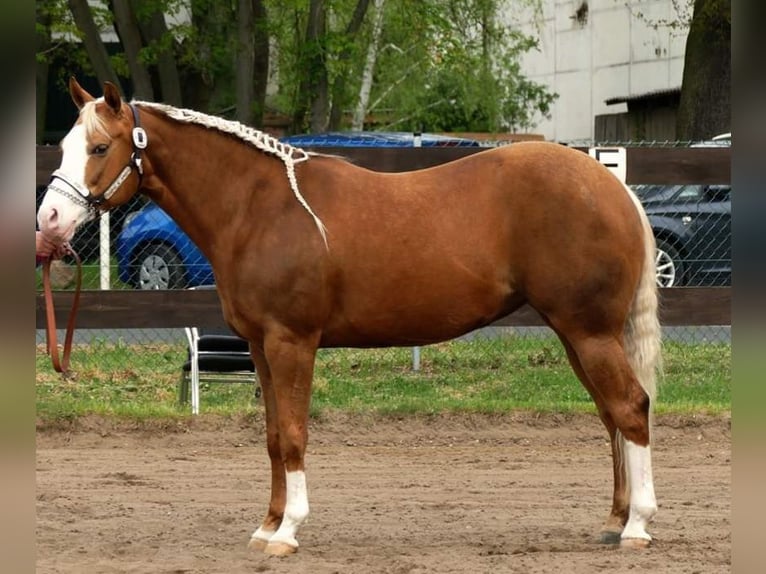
36,412,730,574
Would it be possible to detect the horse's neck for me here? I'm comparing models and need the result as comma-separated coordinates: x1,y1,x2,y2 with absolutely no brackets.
140,114,284,261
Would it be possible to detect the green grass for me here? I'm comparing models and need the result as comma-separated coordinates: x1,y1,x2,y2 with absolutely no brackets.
35,334,730,423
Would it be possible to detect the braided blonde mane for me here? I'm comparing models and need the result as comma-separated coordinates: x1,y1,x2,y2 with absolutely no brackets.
134,101,328,246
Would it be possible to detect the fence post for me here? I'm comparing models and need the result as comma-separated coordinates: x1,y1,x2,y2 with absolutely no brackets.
99,211,110,289
411,131,422,371
412,346,421,371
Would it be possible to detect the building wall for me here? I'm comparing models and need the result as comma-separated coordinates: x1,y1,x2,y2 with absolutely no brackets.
503,0,689,142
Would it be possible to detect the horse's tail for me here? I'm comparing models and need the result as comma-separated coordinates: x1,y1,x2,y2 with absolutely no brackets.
623,184,662,422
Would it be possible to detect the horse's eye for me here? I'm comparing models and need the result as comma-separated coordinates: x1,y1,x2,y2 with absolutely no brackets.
91,144,109,156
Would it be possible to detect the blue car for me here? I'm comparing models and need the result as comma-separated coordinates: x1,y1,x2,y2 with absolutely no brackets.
116,202,214,289
117,131,481,289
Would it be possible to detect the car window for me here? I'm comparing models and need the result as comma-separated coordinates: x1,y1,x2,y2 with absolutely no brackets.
704,185,731,202
674,185,704,202
633,184,682,201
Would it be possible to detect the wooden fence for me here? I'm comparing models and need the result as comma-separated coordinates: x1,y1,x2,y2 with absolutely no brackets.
35,144,731,330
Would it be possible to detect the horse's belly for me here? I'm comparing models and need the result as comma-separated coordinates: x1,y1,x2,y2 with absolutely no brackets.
319,283,524,348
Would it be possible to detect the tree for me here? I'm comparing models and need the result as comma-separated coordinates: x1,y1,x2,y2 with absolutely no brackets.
289,0,329,132
351,0,384,131
328,0,372,130
67,0,123,93
676,0,730,139
38,0,553,136
360,0,555,133
236,0,256,124
234,0,272,125
132,0,183,106
110,0,154,99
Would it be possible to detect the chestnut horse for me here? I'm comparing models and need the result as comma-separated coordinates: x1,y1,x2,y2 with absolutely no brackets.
38,79,661,555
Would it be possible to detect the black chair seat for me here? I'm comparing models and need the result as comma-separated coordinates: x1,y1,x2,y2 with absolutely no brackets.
182,355,255,373
196,334,250,353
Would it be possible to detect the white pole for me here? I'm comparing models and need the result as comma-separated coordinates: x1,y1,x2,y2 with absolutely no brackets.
99,211,110,290
411,130,422,370
412,346,421,371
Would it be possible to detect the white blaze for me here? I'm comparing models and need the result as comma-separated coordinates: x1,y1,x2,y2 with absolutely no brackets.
37,123,92,242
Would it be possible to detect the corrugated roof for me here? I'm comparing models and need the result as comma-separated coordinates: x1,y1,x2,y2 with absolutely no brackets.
605,87,681,106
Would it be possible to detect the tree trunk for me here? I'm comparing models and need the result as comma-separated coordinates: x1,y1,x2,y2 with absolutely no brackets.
134,0,183,105
67,0,123,93
328,0,372,130
236,0,255,124
352,0,385,131
111,0,154,100
676,0,731,140
252,0,269,127
308,0,329,132
292,0,328,133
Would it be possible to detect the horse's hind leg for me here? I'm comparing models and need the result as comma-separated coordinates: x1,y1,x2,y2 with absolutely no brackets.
564,333,657,547
558,337,629,543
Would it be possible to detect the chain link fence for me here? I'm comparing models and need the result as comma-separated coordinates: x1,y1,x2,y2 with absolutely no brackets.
36,137,731,379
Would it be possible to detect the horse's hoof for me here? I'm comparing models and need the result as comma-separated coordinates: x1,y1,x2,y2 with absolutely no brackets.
247,537,269,552
264,541,298,556
620,537,651,549
599,530,622,545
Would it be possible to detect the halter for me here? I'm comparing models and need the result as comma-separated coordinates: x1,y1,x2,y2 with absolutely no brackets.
46,104,147,220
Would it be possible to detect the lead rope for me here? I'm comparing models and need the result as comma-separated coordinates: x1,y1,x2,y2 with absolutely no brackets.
42,248,82,374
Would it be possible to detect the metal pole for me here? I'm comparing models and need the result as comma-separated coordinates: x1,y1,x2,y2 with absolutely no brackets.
412,346,421,371
411,131,422,371
99,211,110,289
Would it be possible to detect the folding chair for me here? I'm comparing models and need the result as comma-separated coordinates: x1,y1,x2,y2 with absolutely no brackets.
179,286,258,414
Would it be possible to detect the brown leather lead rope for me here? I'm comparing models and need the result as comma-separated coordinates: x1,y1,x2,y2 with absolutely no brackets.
42,248,82,374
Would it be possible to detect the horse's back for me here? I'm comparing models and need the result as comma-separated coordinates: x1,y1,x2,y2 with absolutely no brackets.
305,142,646,346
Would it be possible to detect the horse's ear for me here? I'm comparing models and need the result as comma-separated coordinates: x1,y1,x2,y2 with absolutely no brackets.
103,82,122,115
69,77,94,110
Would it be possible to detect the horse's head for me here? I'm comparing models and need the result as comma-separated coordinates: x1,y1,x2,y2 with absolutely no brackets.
37,78,147,245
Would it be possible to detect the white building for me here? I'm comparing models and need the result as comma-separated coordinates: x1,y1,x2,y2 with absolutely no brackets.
505,0,690,142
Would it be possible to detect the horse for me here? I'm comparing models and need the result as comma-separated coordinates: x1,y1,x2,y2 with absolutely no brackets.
37,79,661,556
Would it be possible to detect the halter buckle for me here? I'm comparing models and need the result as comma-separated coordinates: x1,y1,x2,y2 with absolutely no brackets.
133,127,148,149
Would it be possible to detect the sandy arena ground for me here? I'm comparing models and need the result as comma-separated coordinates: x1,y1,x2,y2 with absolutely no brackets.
36,412,730,573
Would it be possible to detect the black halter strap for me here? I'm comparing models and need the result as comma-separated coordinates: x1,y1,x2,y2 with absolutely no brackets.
46,103,147,219
128,103,147,186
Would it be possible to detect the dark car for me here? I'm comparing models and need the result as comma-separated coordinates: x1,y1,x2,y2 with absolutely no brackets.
634,183,731,287
116,132,482,289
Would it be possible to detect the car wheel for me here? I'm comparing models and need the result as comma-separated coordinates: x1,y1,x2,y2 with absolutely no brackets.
135,243,185,290
655,239,684,287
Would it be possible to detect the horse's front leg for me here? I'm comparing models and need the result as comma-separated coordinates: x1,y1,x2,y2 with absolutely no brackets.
247,345,286,551
249,331,319,556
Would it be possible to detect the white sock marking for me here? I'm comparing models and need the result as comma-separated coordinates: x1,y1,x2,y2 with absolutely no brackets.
269,470,309,547
622,440,657,541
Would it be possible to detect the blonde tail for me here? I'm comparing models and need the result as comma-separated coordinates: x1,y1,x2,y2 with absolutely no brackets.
623,184,662,417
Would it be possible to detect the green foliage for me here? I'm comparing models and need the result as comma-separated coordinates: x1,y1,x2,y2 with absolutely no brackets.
39,0,554,132
36,0,91,86
36,335,730,421
370,0,556,132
